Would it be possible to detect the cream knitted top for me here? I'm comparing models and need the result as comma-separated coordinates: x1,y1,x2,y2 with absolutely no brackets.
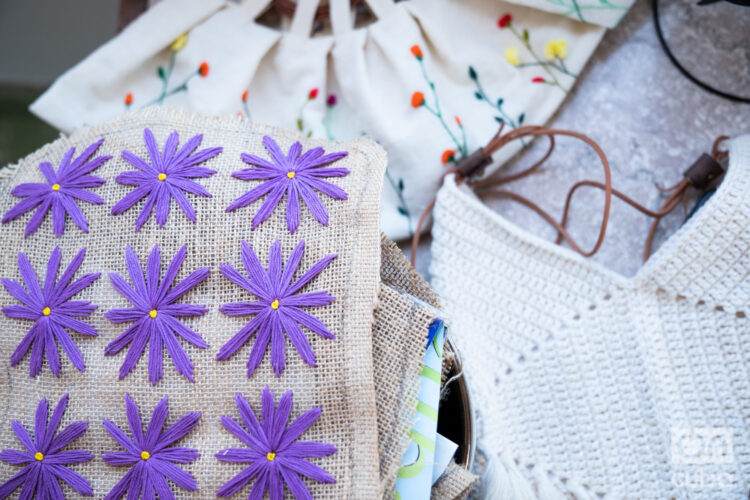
429,135,750,499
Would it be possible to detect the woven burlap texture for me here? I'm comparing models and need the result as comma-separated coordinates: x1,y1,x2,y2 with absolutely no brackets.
373,283,436,497
431,461,478,500
0,107,385,499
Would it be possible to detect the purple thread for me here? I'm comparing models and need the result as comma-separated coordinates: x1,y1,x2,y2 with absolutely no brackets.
2,247,100,377
111,128,222,231
2,139,110,238
105,244,210,385
217,239,337,377
0,394,94,498
216,387,336,499
103,394,200,500
226,135,349,233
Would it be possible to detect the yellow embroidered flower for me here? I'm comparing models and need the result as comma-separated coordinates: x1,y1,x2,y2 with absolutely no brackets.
504,47,520,67
544,39,567,60
170,33,188,52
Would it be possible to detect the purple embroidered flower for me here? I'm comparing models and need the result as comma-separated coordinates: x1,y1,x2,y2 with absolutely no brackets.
0,394,94,498
226,136,349,233
103,394,200,500
2,247,100,377
2,139,110,238
217,239,337,377
105,245,210,385
111,128,222,231
216,388,336,499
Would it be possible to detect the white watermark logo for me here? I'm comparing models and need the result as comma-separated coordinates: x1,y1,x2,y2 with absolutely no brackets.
671,427,735,490
671,427,733,465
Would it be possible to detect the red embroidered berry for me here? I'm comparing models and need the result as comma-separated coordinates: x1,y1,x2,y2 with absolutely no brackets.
308,88,319,100
124,93,134,106
410,44,423,60
498,14,512,28
242,90,249,102
411,92,425,108
326,94,337,107
441,149,455,164
531,76,545,83
199,62,209,77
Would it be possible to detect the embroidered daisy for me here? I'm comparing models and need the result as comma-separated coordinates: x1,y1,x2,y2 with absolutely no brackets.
2,247,99,377
226,136,349,233
105,245,210,385
103,394,200,500
217,240,336,377
0,394,94,498
111,128,222,231
216,388,336,499
2,139,110,237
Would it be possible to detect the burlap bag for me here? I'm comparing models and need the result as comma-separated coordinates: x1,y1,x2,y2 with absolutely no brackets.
0,108,384,498
430,461,478,500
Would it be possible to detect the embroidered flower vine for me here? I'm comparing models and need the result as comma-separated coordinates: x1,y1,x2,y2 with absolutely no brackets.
468,65,525,129
0,394,94,498
2,247,99,377
216,388,336,498
217,239,336,377
105,245,210,385
111,128,222,231
497,14,577,93
408,44,468,162
2,139,110,238
226,136,349,234
103,395,200,500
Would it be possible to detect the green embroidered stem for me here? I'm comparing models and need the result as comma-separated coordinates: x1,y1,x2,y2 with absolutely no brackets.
544,0,628,20
385,170,413,236
571,0,584,22
417,58,468,158
470,68,519,128
509,26,568,93
242,99,252,121
142,54,200,108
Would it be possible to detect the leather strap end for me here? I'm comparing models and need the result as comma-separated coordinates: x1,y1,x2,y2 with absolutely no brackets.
684,153,724,190
456,149,492,179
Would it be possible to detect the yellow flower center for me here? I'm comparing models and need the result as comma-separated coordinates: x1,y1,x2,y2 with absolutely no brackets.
158,173,167,181
51,184,60,191
34,452,44,461
271,299,279,310
149,310,158,318
286,171,296,179
141,451,150,460
266,452,276,461
42,307,51,316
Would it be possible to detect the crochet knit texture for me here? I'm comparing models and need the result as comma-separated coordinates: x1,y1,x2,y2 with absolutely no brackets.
429,135,750,499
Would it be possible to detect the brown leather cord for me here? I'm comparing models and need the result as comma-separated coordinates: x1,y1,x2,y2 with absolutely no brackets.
410,125,613,265
409,122,729,267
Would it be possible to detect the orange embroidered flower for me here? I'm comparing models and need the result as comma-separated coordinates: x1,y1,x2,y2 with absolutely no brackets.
441,149,455,164
498,14,512,28
531,76,545,83
411,92,425,108
242,90,249,102
455,116,462,126
199,62,209,77
308,88,319,100
124,93,134,106
410,44,423,60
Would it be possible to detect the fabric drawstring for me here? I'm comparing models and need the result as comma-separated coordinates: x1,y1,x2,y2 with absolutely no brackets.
410,123,729,266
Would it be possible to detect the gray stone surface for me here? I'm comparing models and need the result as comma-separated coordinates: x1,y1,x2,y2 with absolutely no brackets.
407,0,750,278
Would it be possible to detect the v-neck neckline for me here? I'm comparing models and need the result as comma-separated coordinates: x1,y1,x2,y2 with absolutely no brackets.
442,136,747,291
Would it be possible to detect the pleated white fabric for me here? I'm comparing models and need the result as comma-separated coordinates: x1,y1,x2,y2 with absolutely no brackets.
30,0,611,240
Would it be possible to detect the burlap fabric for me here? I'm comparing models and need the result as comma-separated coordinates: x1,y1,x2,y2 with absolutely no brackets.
0,108,384,498
430,461,478,500
373,283,436,497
